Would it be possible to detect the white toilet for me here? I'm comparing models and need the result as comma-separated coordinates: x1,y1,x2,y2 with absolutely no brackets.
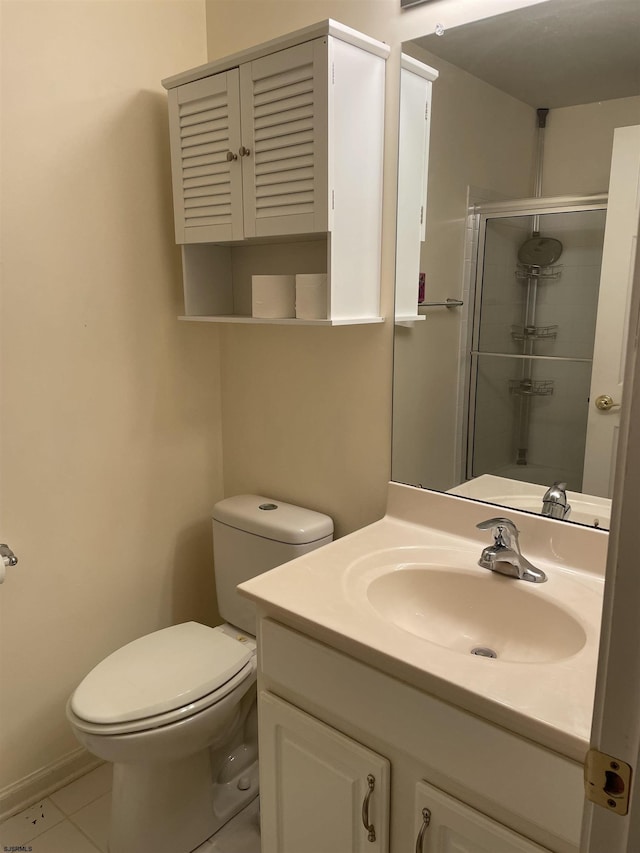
67,495,333,853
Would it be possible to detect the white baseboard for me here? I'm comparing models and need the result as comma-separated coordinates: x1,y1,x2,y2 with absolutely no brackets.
0,747,102,823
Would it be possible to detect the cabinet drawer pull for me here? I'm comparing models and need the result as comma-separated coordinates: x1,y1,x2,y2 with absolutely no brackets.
415,807,431,853
362,774,377,842
226,150,238,161
239,145,251,157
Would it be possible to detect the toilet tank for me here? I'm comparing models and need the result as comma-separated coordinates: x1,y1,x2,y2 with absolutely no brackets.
212,495,333,634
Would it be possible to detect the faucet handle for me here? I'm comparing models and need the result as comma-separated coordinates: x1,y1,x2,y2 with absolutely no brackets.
476,517,520,549
541,482,571,519
476,516,518,532
543,481,568,503
476,517,546,583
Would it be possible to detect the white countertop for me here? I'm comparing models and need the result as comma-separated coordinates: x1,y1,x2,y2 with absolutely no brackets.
239,483,608,763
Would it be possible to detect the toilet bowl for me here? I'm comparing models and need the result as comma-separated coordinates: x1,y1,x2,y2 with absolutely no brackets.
67,495,333,853
67,622,259,853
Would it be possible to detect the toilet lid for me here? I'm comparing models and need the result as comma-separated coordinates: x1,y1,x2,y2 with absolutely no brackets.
70,622,252,725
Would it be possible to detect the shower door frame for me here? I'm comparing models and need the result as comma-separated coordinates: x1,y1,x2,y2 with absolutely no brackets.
462,193,609,485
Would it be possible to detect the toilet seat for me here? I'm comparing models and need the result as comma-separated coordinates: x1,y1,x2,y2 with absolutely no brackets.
69,622,256,736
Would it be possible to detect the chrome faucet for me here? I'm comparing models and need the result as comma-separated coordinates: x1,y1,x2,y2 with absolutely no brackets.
541,481,571,520
476,517,547,583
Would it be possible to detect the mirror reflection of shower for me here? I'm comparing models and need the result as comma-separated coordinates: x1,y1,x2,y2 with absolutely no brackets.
511,230,564,468
512,110,563,469
467,205,606,491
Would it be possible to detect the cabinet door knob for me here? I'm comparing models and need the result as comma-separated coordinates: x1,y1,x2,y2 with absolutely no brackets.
239,145,251,157
226,150,238,162
415,807,432,853
361,774,377,842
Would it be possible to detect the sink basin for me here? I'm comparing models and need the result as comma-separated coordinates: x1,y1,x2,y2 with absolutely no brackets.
241,483,606,758
448,474,611,529
346,549,588,664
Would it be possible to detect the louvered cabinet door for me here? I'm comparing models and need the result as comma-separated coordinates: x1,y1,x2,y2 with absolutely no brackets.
168,70,244,243
239,40,329,239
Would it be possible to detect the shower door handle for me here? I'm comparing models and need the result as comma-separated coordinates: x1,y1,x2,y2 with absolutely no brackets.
595,394,621,412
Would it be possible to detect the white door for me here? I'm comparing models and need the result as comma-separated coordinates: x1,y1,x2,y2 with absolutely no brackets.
582,125,640,497
582,194,640,849
259,691,390,853
414,781,551,853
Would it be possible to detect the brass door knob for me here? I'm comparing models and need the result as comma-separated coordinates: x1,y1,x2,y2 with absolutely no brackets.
595,394,621,411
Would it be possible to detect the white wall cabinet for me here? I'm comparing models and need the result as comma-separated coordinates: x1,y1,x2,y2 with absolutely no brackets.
395,54,438,323
257,618,583,853
168,41,328,244
260,691,390,853
162,21,389,324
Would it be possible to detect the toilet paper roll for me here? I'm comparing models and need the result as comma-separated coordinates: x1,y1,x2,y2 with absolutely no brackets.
251,275,296,319
295,274,327,320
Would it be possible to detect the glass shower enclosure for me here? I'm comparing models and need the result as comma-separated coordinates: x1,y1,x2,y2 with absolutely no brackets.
466,203,608,492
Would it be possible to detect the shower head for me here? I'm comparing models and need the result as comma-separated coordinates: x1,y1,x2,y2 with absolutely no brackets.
517,236,563,266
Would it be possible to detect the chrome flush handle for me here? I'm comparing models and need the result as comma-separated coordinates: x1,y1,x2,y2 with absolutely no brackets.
1,544,18,567
0,544,18,584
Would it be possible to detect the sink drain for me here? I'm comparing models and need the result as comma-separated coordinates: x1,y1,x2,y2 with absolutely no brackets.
471,646,497,659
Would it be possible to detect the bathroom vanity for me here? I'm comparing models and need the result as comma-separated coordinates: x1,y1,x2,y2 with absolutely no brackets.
239,484,607,853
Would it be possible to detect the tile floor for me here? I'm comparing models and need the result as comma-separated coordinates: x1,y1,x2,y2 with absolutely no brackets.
0,764,261,853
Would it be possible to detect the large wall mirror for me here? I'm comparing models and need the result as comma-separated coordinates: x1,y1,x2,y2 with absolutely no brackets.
393,0,640,529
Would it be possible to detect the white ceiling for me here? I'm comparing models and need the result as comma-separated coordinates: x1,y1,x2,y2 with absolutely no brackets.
411,0,640,108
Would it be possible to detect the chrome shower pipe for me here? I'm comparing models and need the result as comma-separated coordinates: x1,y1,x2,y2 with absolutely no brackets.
516,108,550,465
532,108,549,234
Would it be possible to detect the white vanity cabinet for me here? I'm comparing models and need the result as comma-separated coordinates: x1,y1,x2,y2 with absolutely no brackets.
162,21,389,324
395,54,438,323
257,618,584,853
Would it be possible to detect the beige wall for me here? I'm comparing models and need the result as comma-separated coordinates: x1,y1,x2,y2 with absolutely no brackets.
205,0,543,536
0,0,223,801
0,0,554,808
209,0,401,538
543,95,640,195
393,47,536,490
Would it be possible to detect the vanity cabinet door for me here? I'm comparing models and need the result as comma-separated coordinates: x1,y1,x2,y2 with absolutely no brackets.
414,781,552,853
168,70,244,244
259,690,390,853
